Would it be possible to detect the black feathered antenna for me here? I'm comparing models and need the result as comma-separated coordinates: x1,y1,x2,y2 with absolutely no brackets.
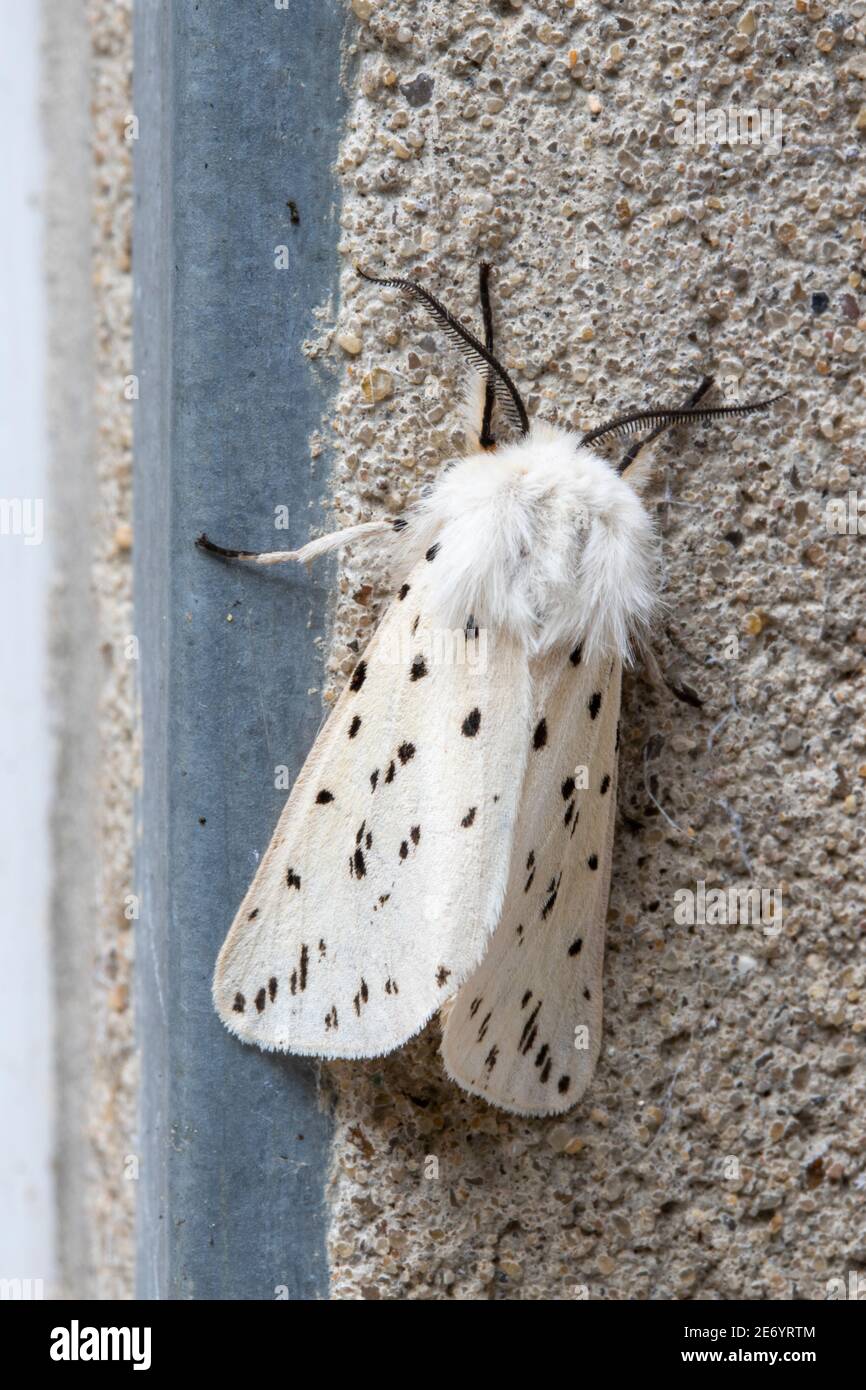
578,393,787,463
357,266,530,436
478,262,497,449
619,375,714,472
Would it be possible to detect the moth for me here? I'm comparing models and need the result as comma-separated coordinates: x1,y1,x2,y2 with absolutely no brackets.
198,264,782,1116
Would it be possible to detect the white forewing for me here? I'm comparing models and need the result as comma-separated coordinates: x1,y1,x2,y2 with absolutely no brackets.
441,648,622,1115
213,555,532,1057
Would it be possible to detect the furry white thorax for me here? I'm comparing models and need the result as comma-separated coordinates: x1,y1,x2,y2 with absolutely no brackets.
395,422,657,661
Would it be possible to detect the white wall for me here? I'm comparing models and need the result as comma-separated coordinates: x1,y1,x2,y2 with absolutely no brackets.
0,0,55,1296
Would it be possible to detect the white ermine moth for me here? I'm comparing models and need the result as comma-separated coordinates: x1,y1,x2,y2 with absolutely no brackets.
199,264,783,1116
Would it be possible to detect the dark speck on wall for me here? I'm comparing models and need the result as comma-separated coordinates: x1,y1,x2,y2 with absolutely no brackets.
401,73,434,107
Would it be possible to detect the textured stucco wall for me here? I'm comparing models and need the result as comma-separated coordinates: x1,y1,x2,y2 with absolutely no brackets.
46,0,135,1299
315,0,866,1300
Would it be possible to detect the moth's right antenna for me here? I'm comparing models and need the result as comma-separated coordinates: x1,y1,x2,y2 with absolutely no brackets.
357,266,530,436
579,393,787,460
618,376,715,472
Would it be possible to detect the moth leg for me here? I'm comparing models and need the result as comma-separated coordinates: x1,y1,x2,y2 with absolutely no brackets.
665,673,703,709
640,643,703,709
196,518,394,567
619,375,715,472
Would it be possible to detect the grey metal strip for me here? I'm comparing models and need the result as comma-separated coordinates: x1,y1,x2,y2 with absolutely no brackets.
134,0,346,1300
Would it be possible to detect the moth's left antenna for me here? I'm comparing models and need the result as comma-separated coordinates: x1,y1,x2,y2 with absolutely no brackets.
478,262,496,449
356,265,530,436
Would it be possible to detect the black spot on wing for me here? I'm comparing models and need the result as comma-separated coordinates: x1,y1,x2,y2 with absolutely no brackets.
524,849,536,892
316,788,334,804
436,965,451,987
520,990,532,1008
385,761,396,784
541,874,561,920
540,1057,552,1083
587,853,598,871
534,1043,549,1068
461,806,477,828
299,945,308,992
255,988,266,1013
348,715,362,739
570,642,583,667
564,800,575,827
398,582,410,600
584,987,591,1001
484,1045,499,1073
561,777,576,800
425,543,440,562
477,1011,492,1042
399,823,421,859
600,773,611,795
354,847,367,878
519,1001,541,1054
349,661,367,693
589,691,602,719
398,742,416,764
462,707,481,738
355,820,366,845
410,655,428,681
468,997,482,1019
533,718,548,750
370,768,379,791
392,518,408,532
557,1075,571,1095
232,993,245,1014
286,868,301,890
247,908,259,921
268,976,278,1002
568,937,583,957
